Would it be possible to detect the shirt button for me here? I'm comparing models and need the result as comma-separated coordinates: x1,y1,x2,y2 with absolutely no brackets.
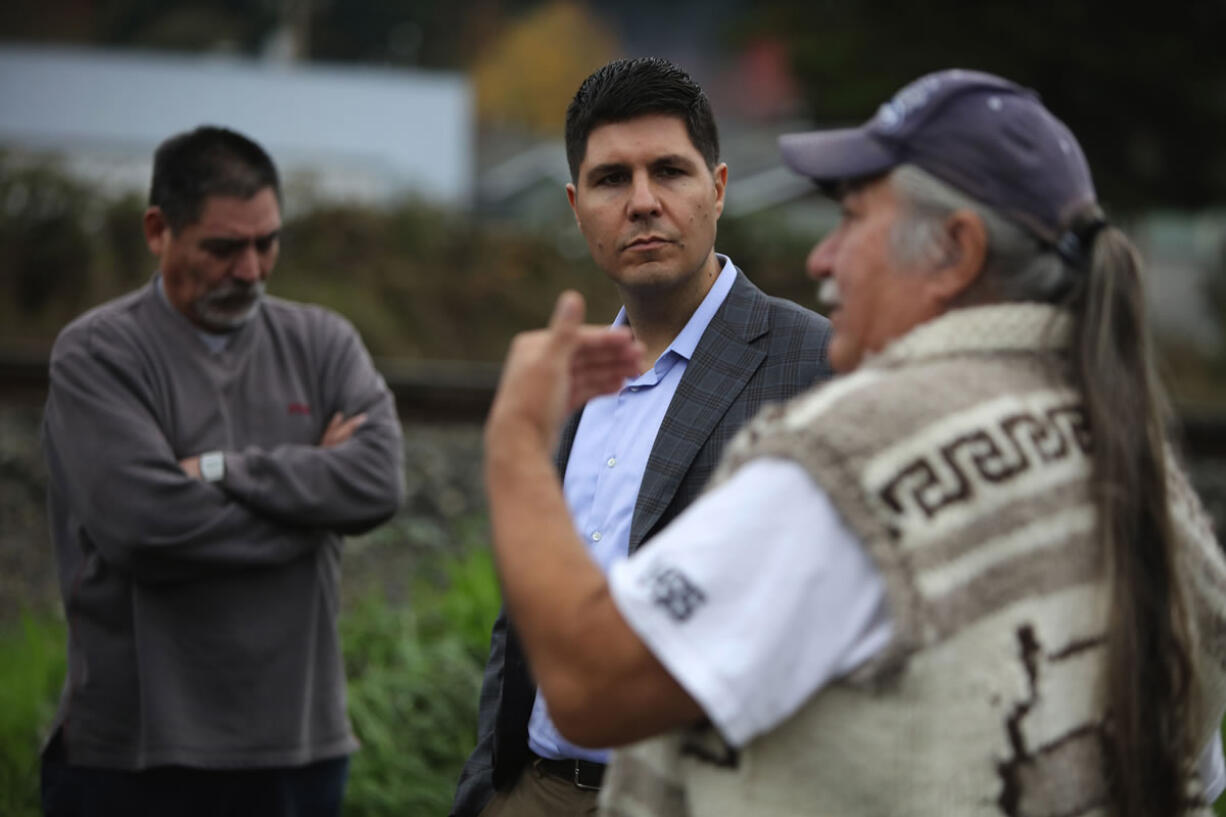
591,531,602,542
607,457,617,468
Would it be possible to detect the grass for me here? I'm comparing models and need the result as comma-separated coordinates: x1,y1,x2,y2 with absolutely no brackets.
0,547,500,817
0,612,66,817
341,547,499,817
7,549,1226,814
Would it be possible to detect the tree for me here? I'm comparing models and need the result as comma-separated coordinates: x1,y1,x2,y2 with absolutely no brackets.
762,0,1226,211
472,1,619,134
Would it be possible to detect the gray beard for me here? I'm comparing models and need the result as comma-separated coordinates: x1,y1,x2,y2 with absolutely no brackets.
193,281,266,332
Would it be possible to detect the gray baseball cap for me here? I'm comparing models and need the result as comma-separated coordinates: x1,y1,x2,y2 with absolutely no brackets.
779,69,1097,244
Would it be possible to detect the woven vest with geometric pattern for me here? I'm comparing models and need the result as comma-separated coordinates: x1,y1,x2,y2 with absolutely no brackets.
599,303,1226,817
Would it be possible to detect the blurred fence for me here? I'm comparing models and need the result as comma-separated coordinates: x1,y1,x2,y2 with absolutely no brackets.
6,348,1226,444
5,347,1226,618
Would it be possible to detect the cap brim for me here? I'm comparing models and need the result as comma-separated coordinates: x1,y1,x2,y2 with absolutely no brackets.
778,127,899,186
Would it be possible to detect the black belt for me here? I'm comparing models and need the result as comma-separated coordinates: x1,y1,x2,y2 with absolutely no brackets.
532,753,606,791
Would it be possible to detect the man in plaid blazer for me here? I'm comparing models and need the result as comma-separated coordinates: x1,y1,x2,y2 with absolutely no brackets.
451,57,832,817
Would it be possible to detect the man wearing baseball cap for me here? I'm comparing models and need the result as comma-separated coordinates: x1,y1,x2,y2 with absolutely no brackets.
479,69,1226,816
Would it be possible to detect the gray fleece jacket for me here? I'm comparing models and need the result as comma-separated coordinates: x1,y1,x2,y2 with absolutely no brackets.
42,276,405,770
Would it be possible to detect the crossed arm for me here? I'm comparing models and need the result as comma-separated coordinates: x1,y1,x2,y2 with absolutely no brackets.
180,329,404,533
44,320,403,583
484,292,705,746
182,409,367,473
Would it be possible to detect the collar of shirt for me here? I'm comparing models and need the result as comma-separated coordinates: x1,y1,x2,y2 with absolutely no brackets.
155,273,234,354
562,250,739,575
611,254,738,380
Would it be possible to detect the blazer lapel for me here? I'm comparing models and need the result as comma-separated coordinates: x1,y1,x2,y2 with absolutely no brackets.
629,269,770,550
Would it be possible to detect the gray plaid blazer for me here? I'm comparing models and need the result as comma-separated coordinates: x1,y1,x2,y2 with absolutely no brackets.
451,269,832,816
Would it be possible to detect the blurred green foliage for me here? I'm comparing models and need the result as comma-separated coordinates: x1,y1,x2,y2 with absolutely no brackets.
0,154,149,343
342,546,500,817
0,155,824,360
9,552,1226,814
273,202,622,359
0,546,500,817
0,613,66,817
0,153,638,359
5,156,1222,408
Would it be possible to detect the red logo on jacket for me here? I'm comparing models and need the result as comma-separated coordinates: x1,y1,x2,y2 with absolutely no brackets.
288,403,311,415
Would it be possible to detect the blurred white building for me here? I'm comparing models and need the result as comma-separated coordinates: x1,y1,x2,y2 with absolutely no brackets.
0,44,473,210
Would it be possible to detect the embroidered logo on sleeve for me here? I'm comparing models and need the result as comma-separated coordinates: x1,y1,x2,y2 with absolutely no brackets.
644,566,707,622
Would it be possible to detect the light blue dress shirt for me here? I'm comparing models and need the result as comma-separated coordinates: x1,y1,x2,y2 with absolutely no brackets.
526,255,738,763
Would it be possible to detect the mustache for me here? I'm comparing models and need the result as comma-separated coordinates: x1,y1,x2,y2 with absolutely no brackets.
201,280,265,308
194,280,266,331
818,278,840,308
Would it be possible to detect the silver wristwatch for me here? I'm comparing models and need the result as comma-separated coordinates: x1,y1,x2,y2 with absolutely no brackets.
199,451,225,483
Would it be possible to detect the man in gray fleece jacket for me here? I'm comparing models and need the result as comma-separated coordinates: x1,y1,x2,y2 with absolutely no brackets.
39,126,405,817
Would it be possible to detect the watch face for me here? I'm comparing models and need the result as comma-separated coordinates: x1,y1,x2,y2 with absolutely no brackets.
201,452,225,482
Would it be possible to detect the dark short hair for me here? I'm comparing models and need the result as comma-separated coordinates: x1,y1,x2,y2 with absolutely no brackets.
149,126,281,232
564,57,720,181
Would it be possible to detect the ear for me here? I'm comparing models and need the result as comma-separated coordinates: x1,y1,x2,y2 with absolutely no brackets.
143,207,169,256
930,210,988,304
565,183,581,229
711,163,728,219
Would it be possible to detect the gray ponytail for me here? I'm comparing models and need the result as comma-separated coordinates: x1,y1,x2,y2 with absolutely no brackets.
888,164,1193,817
